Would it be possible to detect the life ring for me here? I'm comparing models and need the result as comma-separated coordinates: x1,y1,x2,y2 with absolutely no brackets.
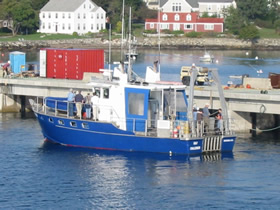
260,104,266,113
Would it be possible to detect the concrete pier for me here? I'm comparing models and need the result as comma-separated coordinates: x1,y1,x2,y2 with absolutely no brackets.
1,77,280,132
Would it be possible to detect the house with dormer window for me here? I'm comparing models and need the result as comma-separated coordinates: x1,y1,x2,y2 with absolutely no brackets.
145,12,224,33
39,0,106,34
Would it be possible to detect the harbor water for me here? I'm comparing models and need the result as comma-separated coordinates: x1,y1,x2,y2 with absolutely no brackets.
1,49,280,208
1,113,280,209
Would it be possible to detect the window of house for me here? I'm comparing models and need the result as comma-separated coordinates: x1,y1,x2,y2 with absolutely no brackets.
68,13,71,18
175,14,180,21
83,24,86,30
162,14,168,21
101,13,103,19
89,4,91,9
208,4,212,11
204,24,214,30
84,13,86,19
78,13,80,19
48,23,51,29
42,23,45,29
48,13,51,18
68,24,71,30
62,13,65,19
160,23,169,30
62,23,65,30
78,23,80,30
172,3,181,12
91,24,93,30
97,24,99,30
186,14,192,21
97,13,99,19
42,13,45,18
84,3,86,9
55,13,58,18
184,24,193,29
150,23,154,29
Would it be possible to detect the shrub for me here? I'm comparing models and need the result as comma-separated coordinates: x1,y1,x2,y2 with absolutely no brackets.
185,31,203,38
171,30,184,35
274,19,280,34
143,29,157,34
162,29,171,34
239,25,260,40
202,32,220,38
72,32,79,36
255,19,274,29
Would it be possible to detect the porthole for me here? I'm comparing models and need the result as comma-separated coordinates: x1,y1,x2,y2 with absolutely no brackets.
82,122,89,129
70,121,77,127
49,117,54,123
58,120,65,125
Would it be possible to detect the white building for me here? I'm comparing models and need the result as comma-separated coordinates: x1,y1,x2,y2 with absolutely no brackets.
39,0,106,34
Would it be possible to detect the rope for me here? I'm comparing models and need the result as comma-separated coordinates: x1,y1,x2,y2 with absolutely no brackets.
251,125,280,132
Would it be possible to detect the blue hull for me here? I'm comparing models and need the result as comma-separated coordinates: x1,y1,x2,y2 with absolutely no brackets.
36,112,235,155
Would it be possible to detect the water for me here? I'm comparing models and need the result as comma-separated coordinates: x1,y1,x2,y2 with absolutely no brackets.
1,113,280,209
1,49,280,208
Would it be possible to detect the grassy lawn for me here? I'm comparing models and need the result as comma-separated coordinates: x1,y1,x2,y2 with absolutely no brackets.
0,33,91,42
258,28,280,39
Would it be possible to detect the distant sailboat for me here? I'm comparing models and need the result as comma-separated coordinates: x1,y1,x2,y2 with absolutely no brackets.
200,51,214,63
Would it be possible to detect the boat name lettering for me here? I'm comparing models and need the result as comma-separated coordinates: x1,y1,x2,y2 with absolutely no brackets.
193,141,198,145
190,146,201,150
223,139,234,142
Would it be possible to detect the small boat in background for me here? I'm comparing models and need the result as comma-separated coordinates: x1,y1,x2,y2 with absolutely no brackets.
200,51,214,63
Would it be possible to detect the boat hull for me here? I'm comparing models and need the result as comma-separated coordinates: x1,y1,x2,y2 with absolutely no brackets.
35,112,235,155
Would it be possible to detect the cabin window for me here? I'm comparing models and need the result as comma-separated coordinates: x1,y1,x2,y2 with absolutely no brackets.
94,88,100,97
103,88,109,99
70,121,77,127
49,117,54,123
175,14,180,21
128,93,144,115
58,120,64,125
82,123,89,129
186,14,191,21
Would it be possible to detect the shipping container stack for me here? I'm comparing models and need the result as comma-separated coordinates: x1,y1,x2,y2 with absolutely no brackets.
40,48,104,80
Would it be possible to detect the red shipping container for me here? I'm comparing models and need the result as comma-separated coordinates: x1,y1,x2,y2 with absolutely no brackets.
43,48,104,80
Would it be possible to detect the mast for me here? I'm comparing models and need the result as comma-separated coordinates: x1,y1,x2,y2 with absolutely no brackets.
158,0,161,74
121,0,125,60
109,24,112,80
127,7,132,81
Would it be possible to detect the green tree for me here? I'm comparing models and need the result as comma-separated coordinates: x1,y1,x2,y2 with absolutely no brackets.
30,0,48,11
239,24,260,40
1,0,38,35
274,19,280,34
224,6,245,35
236,0,268,21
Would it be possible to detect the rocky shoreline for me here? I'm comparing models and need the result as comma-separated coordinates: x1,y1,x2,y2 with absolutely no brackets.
0,37,280,50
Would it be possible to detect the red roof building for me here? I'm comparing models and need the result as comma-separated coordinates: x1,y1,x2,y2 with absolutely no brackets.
145,12,224,33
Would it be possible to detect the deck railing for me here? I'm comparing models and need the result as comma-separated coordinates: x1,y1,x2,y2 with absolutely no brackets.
30,96,235,139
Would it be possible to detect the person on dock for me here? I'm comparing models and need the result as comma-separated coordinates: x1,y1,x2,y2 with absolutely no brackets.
84,93,92,119
67,89,75,117
203,103,210,134
91,92,99,121
74,90,84,118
